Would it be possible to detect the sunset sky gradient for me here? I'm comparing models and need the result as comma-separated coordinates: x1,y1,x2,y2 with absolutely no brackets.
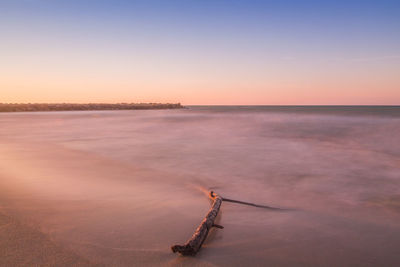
1,0,399,104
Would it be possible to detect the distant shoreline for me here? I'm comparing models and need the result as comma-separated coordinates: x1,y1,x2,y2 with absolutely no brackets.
0,103,183,112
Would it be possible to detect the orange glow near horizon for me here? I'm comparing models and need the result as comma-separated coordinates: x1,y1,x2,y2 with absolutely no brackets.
2,65,399,105
2,42,399,105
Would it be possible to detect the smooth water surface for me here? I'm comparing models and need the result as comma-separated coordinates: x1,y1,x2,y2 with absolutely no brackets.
1,106,400,266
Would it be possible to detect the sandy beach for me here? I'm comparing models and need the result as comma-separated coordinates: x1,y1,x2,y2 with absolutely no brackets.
1,107,400,266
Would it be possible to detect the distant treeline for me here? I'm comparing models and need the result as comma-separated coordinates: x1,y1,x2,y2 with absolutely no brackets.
0,103,183,112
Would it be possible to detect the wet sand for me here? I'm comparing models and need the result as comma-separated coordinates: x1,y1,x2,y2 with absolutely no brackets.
0,211,94,266
1,108,400,266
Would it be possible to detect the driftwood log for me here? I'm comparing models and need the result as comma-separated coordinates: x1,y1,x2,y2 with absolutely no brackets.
171,190,285,256
171,191,223,256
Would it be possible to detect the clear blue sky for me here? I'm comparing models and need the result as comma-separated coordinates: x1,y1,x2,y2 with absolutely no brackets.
1,0,399,104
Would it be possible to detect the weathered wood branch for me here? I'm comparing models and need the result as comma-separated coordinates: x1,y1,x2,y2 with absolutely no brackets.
171,191,222,256
221,197,286,210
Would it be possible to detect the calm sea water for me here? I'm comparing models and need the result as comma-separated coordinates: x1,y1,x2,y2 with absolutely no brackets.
1,106,400,266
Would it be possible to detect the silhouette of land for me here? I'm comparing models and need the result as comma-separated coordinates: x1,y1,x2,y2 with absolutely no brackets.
0,103,183,112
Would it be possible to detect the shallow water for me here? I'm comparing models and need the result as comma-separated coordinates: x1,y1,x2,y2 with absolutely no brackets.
1,106,400,266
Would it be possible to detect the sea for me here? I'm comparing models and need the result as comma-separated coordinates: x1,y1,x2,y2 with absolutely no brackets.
0,106,399,266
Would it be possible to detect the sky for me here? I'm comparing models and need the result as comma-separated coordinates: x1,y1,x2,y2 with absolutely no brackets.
0,0,399,105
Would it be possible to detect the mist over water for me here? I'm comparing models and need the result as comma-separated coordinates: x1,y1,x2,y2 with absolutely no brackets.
1,106,400,266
